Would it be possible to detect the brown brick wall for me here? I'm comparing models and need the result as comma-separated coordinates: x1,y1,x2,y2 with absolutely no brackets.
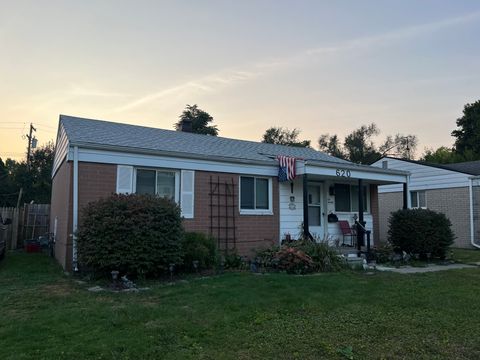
426,187,471,248
184,171,279,257
77,162,117,224
53,163,280,268
378,192,403,243
50,159,73,270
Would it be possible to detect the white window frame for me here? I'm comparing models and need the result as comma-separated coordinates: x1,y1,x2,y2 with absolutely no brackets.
133,167,180,203
239,176,273,215
410,190,427,209
334,183,370,214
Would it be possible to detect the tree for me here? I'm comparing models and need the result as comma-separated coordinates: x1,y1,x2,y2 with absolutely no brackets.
175,104,218,136
343,123,381,164
318,124,417,164
0,158,16,207
452,100,480,158
421,147,459,164
262,127,311,147
0,142,55,206
318,134,345,159
379,134,418,160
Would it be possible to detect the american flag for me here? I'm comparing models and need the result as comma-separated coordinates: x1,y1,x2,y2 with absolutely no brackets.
276,155,296,182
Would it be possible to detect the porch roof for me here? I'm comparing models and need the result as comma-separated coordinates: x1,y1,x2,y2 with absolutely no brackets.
301,160,409,185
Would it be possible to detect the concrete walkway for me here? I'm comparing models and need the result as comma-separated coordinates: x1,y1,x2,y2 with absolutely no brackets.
376,263,477,274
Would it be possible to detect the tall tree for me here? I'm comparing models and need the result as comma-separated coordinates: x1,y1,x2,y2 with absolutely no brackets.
379,134,418,160
421,146,460,164
262,127,311,147
451,100,480,159
175,104,219,136
318,124,417,164
343,123,381,164
0,142,55,206
318,134,345,159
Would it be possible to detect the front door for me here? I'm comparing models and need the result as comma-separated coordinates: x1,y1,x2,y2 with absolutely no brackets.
308,184,324,240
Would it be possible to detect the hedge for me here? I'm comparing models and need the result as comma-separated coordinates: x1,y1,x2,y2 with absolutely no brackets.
77,193,184,277
388,208,454,259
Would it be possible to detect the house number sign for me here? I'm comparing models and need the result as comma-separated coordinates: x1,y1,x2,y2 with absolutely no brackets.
335,169,351,177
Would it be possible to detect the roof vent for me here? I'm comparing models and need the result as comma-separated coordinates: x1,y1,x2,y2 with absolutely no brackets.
382,160,388,169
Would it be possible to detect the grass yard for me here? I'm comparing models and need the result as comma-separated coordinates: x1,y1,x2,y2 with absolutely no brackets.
451,248,480,264
1,253,480,360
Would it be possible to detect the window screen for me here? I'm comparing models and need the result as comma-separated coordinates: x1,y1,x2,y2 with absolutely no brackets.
240,177,255,209
335,184,351,212
136,169,156,194
255,178,269,209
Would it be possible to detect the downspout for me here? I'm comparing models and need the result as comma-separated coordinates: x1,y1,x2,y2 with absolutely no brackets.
468,177,480,249
72,146,79,271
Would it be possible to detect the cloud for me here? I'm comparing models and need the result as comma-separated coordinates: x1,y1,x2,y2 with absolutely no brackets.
114,70,258,112
116,11,480,112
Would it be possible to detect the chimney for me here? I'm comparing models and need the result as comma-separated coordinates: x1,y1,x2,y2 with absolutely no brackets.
180,119,192,132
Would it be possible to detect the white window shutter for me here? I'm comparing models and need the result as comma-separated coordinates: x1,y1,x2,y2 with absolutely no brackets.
116,165,134,194
180,170,195,218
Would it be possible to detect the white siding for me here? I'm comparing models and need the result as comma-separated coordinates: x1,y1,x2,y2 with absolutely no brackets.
372,158,471,193
279,178,304,239
52,124,69,177
279,178,375,245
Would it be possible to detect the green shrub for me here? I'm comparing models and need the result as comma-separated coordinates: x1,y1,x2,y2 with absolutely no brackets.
77,193,184,277
292,241,344,272
223,251,246,270
182,232,217,271
373,242,393,264
275,246,314,274
388,208,455,259
255,246,281,268
256,241,344,273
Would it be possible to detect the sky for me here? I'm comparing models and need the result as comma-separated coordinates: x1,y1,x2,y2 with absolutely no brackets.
1,0,479,161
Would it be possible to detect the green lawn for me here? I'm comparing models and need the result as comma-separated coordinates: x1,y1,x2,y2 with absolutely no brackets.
451,248,480,264
1,253,480,360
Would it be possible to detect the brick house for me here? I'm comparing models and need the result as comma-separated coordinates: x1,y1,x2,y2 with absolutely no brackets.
51,115,408,271
371,157,480,249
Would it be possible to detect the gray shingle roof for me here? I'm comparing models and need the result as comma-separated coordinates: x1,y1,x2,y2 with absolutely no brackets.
60,115,350,165
440,160,480,176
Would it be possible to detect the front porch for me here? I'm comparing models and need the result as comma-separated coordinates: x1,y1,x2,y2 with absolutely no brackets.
279,160,409,250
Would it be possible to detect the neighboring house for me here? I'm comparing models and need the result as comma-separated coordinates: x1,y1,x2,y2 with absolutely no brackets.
51,115,408,271
372,157,480,249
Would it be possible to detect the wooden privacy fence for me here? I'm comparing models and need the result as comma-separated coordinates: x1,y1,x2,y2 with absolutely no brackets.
0,204,50,250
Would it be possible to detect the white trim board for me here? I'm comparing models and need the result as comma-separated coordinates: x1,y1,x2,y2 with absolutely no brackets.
72,147,278,177
373,158,472,193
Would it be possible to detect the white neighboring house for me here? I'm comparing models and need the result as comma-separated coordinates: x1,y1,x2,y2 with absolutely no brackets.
371,157,480,249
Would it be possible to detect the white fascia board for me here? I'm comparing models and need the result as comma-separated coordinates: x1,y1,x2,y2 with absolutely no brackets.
75,147,278,176
305,164,407,184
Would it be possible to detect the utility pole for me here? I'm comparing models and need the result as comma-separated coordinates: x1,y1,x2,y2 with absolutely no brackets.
26,123,37,170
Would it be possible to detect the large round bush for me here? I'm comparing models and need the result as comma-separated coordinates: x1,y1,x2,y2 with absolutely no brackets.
388,208,454,259
77,193,184,277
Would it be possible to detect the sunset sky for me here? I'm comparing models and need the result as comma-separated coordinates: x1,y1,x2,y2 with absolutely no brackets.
1,0,479,161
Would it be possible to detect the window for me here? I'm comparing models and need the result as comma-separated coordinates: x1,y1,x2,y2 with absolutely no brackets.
410,191,426,208
240,176,271,213
334,184,368,212
308,185,321,226
135,169,178,201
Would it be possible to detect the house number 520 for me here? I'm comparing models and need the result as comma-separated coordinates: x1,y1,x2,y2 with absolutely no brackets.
336,169,351,177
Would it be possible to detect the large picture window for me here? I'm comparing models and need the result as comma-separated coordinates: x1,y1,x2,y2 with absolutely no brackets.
135,169,177,201
334,184,368,212
240,176,271,213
